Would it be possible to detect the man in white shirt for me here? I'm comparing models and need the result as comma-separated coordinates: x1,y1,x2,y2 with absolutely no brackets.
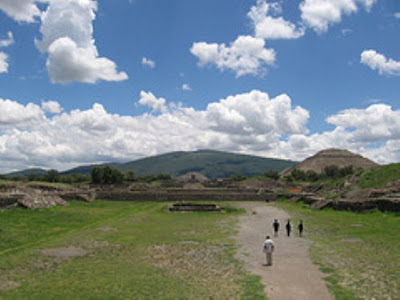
263,235,275,266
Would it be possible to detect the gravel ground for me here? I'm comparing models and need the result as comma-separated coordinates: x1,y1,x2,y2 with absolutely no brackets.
234,202,333,300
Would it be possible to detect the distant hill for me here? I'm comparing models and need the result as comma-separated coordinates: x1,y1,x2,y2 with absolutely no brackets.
5,168,48,178
63,150,297,179
281,148,378,176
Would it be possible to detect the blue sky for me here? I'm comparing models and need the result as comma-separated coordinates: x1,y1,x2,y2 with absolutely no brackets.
0,0,399,173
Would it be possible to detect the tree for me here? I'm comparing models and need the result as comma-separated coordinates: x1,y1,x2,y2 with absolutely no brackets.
305,170,319,182
125,171,136,182
45,170,60,182
91,167,124,184
264,170,280,180
230,174,247,181
324,165,340,178
340,165,354,177
91,167,103,184
157,173,172,181
291,169,307,181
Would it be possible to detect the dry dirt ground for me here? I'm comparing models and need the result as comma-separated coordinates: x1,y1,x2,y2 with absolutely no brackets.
234,202,333,300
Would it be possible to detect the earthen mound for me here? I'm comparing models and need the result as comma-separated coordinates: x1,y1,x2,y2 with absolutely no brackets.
281,148,378,176
176,172,209,184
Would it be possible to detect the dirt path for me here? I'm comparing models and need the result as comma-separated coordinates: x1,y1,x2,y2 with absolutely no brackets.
234,202,333,300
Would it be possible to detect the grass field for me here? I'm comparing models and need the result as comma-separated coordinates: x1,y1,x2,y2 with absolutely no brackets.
275,200,400,299
0,201,265,299
1,199,399,299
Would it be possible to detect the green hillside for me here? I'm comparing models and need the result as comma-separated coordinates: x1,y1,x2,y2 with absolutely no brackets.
357,163,400,189
5,168,48,178
64,150,297,179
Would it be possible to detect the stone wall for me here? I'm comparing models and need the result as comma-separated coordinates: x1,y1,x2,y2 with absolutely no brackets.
97,190,275,202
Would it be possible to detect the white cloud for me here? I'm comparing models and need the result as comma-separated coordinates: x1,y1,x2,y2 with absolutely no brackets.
248,0,305,40
36,0,128,84
138,91,168,113
327,104,400,142
41,100,63,114
299,0,376,33
0,98,44,125
191,35,275,77
0,52,9,73
0,0,41,23
206,90,309,135
0,31,14,47
142,57,155,68
46,37,128,83
2,92,400,173
361,50,400,76
395,12,400,19
0,90,310,172
181,84,192,91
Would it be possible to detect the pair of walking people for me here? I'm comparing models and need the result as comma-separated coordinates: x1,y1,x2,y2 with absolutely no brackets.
273,219,303,237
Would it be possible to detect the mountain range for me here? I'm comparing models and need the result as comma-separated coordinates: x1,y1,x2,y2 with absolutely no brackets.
5,150,297,179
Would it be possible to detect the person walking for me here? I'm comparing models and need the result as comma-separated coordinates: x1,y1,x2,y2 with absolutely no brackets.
272,219,280,237
263,235,275,266
286,220,292,237
298,220,304,237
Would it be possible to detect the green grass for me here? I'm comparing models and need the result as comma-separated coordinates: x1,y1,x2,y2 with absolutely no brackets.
357,163,400,189
0,180,18,188
275,200,400,299
0,201,265,299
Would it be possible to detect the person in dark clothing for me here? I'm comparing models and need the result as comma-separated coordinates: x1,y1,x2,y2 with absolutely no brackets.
272,219,280,237
298,220,304,237
286,220,292,237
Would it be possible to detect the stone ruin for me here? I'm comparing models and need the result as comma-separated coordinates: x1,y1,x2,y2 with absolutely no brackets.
169,203,222,212
0,185,95,210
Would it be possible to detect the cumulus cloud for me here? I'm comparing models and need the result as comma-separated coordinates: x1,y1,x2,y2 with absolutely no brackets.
36,0,128,83
41,100,63,114
0,0,41,23
142,57,155,68
138,91,168,113
248,0,305,40
0,98,44,125
0,31,14,47
0,52,9,73
0,90,311,172
361,50,400,76
300,0,376,33
2,92,400,173
206,90,309,135
46,37,128,83
327,104,400,142
191,36,275,77
395,12,400,19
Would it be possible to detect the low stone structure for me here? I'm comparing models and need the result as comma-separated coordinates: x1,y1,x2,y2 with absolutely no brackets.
0,186,96,210
97,188,276,202
169,203,222,212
